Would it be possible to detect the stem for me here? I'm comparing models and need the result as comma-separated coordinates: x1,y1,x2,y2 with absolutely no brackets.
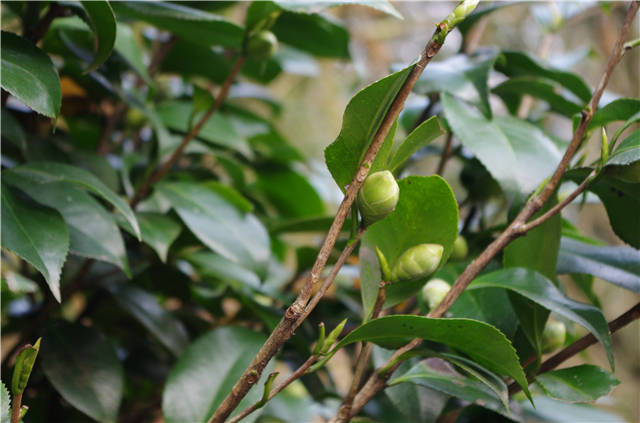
130,55,246,208
227,355,318,423
27,3,67,44
344,3,639,418
10,392,22,423
435,133,453,176
208,21,453,423
508,302,640,395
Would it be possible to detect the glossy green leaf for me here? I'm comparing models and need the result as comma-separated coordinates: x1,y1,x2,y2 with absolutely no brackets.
607,129,640,166
80,0,116,72
387,116,443,172
162,327,271,423
1,31,61,118
111,2,243,48
389,358,511,418
536,365,620,403
495,51,591,103
360,176,458,316
7,161,140,239
1,109,26,150
118,212,181,263
41,322,124,423
253,168,325,219
158,182,270,275
557,237,640,294
3,178,130,276
272,11,349,58
492,78,582,118
567,168,640,248
109,284,189,356
182,250,261,290
587,98,640,131
521,395,626,423
413,49,498,118
0,381,8,423
325,64,413,191
458,4,512,38
504,196,561,355
470,268,614,370
114,23,152,85
156,102,253,157
442,93,562,203
275,1,402,19
1,184,68,302
329,315,531,400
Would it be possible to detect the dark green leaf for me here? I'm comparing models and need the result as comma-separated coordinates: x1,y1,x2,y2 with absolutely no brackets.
1,31,61,118
158,182,270,274
567,168,640,248
41,322,124,423
111,2,243,48
442,93,562,203
7,161,140,239
387,116,443,172
118,212,181,263
108,284,189,356
156,102,253,157
274,1,402,19
495,51,591,104
470,268,614,369
492,78,583,118
413,49,498,118
80,0,116,72
114,23,152,85
2,178,130,276
1,184,68,302
587,98,640,131
360,176,458,315
521,395,626,423
608,129,640,166
557,237,640,294
162,327,271,423
253,168,324,219
1,109,26,150
389,358,512,418
458,4,512,38
325,64,413,191
272,11,349,58
182,250,261,290
536,365,620,403
329,315,531,400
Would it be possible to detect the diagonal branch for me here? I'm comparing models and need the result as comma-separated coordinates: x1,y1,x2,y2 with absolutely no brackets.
345,2,639,419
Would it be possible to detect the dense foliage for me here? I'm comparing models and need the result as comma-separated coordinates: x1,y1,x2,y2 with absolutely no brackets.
1,1,639,423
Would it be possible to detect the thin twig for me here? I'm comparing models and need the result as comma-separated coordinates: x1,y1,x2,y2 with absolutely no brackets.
345,3,639,418
10,392,22,423
27,3,67,43
509,302,640,395
208,18,453,423
435,132,454,176
227,355,319,423
130,55,246,208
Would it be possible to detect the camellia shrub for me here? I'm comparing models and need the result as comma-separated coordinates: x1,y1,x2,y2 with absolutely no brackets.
1,1,639,423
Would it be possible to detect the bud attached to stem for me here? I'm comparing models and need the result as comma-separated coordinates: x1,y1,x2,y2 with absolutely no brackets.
542,319,566,353
391,244,444,282
358,170,399,225
421,278,451,309
247,30,278,60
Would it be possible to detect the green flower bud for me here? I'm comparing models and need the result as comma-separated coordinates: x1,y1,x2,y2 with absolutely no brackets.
12,338,41,395
247,30,278,60
542,319,566,353
421,278,451,309
358,170,399,225
391,243,444,282
450,235,468,260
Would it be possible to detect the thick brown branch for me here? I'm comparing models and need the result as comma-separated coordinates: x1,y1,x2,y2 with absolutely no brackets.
130,55,246,208
509,302,640,395
344,2,639,419
208,25,450,423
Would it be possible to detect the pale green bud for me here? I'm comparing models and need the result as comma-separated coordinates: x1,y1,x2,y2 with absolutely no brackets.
247,30,278,60
451,235,468,260
421,278,451,309
358,170,399,225
391,244,444,282
542,319,566,353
